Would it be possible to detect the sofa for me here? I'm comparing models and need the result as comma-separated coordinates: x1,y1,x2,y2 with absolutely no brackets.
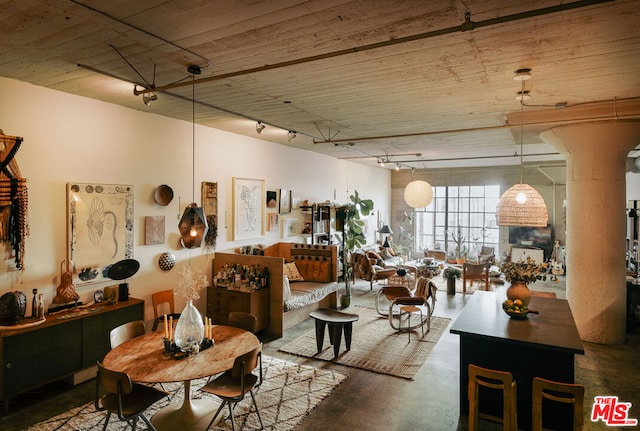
212,242,338,339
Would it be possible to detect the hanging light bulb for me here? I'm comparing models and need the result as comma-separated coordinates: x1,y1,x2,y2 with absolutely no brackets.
496,69,548,227
178,65,209,248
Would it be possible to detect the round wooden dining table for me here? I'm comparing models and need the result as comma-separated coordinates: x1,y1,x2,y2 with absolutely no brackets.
103,324,260,431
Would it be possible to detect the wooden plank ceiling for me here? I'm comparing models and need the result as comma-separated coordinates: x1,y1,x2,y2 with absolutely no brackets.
0,0,639,170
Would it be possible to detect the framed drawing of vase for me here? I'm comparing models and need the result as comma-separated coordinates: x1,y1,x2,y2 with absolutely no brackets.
232,177,265,240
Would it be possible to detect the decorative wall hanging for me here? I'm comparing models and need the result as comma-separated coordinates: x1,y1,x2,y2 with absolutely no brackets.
154,184,174,206
0,130,29,270
158,251,176,271
67,183,134,285
201,181,218,252
279,188,292,214
233,177,265,240
144,215,165,245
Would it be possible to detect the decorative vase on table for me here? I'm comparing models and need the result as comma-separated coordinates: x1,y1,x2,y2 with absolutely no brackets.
506,281,532,307
174,300,204,353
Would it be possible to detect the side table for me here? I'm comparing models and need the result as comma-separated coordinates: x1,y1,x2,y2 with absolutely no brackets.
309,308,359,357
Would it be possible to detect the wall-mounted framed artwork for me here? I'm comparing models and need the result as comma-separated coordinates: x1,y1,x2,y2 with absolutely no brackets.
67,183,134,285
279,188,292,214
282,217,299,239
269,213,279,232
233,177,265,240
144,215,165,245
266,190,277,209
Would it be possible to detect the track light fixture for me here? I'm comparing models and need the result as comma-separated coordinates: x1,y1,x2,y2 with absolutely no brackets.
395,163,400,171
142,92,158,106
256,122,266,134
287,130,296,142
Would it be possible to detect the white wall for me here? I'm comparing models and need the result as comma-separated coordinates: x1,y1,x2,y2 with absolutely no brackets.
0,77,390,325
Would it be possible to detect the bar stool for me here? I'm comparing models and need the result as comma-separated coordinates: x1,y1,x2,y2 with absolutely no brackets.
399,305,424,342
532,377,585,431
468,364,517,431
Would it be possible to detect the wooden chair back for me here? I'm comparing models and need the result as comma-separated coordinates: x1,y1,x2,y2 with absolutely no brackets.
468,364,517,431
152,289,181,331
532,377,584,431
109,320,146,349
228,311,258,333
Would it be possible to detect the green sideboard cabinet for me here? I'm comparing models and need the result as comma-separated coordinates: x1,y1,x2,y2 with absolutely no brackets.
0,298,143,412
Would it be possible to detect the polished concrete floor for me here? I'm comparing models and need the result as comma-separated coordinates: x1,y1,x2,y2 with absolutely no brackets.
2,279,639,431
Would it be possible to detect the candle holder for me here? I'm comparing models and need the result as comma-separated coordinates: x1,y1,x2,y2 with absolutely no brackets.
200,337,214,351
163,338,176,354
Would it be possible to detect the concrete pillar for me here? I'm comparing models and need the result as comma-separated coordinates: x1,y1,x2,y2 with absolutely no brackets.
541,120,640,344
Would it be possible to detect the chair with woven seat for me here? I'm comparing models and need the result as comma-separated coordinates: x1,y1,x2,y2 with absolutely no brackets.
151,289,181,331
110,320,146,349
227,311,258,333
463,262,490,293
375,276,436,334
532,377,585,431
95,361,169,431
468,364,517,431
201,344,264,431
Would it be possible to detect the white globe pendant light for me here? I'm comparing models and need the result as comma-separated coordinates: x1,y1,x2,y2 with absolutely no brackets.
404,180,433,208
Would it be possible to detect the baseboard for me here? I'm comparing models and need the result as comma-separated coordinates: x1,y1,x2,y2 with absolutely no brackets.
63,365,97,385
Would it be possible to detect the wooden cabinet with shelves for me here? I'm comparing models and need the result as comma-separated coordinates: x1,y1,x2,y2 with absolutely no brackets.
300,204,332,244
206,287,269,332
0,298,143,412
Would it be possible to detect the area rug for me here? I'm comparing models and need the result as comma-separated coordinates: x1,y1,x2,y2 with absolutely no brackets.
24,356,347,431
278,305,450,380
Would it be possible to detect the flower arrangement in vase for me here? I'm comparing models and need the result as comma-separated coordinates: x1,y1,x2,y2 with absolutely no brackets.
500,256,548,306
174,264,208,353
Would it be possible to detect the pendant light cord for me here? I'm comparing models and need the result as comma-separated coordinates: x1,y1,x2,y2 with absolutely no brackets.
192,73,195,203
519,79,525,184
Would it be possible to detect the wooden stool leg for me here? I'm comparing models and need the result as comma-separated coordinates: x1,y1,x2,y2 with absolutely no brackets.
314,319,326,354
331,323,344,357
343,322,353,351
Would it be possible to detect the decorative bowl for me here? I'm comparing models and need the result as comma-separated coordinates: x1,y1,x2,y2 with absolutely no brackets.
504,308,529,319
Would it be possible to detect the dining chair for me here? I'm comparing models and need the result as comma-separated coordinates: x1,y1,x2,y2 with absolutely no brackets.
468,364,517,431
151,289,181,331
94,361,169,431
462,262,490,293
201,344,264,431
109,320,146,349
227,311,258,333
532,377,585,431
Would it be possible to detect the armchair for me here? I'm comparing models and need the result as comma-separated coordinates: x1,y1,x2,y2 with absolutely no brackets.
462,262,490,293
351,251,396,290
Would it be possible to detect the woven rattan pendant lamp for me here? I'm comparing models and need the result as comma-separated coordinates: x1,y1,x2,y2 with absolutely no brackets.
496,69,548,227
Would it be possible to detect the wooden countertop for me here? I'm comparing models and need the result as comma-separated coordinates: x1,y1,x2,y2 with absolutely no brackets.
450,291,584,355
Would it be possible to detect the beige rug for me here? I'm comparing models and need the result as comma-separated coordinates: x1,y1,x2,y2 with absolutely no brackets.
24,356,347,431
278,306,450,380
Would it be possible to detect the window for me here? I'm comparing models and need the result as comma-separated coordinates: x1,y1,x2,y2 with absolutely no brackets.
415,185,500,258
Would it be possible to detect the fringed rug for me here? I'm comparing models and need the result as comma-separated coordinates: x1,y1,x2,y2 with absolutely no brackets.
278,306,450,380
25,356,347,431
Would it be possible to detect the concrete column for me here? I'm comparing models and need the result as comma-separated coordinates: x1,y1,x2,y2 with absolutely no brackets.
541,120,640,344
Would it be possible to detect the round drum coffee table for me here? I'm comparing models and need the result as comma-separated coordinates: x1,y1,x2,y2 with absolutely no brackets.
309,308,359,358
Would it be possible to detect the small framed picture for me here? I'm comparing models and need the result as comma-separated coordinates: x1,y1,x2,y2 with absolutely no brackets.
279,189,292,214
269,213,279,231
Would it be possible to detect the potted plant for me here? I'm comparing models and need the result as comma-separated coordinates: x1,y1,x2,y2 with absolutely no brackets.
442,266,462,295
449,227,468,264
337,190,374,308
500,256,549,306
